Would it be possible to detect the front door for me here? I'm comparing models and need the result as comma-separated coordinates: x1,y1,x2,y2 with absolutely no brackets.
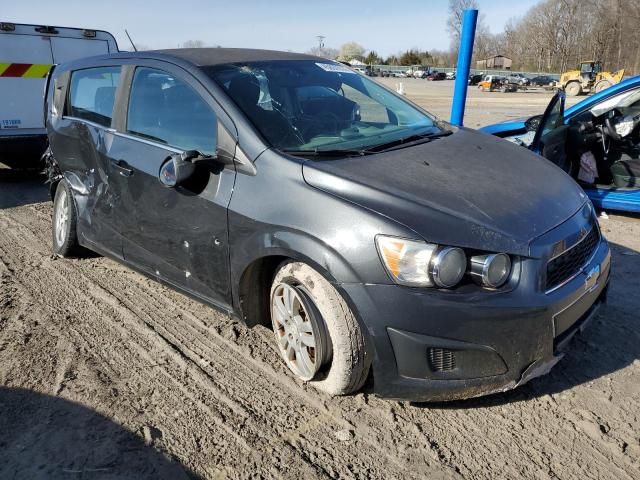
111,65,235,308
531,91,571,173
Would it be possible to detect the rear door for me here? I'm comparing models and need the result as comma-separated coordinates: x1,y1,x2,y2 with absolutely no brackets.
49,65,125,257
0,33,53,132
109,63,236,308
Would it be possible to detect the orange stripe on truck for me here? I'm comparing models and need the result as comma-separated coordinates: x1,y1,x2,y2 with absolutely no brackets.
0,62,52,78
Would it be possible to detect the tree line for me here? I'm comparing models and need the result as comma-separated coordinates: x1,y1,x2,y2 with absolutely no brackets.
309,0,640,74
164,0,640,75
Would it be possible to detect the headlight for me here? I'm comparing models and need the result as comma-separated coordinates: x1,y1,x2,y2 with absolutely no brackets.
430,247,467,288
376,235,512,289
376,236,467,288
375,236,437,287
469,253,512,288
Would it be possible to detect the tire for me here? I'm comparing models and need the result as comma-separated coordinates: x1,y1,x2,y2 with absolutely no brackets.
595,80,611,93
565,81,582,96
52,180,80,257
270,261,371,396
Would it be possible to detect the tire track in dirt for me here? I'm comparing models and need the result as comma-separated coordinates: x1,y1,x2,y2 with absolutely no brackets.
0,228,317,478
2,193,639,480
0,204,455,479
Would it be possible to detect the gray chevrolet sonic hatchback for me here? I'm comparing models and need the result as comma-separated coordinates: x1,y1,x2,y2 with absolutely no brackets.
45,48,611,401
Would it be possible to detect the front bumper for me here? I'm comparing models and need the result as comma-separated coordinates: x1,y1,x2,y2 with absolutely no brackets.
341,234,611,402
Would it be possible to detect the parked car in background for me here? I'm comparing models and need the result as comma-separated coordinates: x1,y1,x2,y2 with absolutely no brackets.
412,69,428,79
426,71,446,81
446,71,456,80
0,22,118,169
507,73,530,86
478,75,517,92
46,48,610,402
530,75,556,87
468,73,483,85
394,71,407,78
482,74,640,213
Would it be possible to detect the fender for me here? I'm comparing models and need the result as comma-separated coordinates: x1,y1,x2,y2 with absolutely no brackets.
229,228,373,345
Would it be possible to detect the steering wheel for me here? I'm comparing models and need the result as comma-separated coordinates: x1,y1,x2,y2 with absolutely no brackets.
604,110,640,141
604,111,623,141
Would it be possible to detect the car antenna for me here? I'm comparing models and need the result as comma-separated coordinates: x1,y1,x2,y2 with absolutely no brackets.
124,29,138,52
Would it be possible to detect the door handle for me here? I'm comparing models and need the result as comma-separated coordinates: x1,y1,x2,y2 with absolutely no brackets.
111,159,134,177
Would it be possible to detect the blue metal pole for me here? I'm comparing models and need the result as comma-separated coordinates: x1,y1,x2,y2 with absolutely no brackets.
450,9,478,126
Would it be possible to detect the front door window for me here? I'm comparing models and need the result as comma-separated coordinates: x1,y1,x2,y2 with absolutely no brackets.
127,67,217,155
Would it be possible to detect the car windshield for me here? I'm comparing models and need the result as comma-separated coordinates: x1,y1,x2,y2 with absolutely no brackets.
205,60,442,153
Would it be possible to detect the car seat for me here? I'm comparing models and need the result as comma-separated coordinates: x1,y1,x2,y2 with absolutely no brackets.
610,159,640,187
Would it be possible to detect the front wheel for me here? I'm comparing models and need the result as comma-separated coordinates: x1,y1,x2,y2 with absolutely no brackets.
565,81,582,96
270,261,370,395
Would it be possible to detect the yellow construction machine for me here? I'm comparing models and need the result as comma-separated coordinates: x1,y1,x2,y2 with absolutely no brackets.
558,61,625,96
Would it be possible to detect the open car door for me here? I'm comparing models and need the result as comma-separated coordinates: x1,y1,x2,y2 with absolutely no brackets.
530,91,572,173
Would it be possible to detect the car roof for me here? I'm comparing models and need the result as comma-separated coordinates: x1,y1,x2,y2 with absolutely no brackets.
137,48,321,67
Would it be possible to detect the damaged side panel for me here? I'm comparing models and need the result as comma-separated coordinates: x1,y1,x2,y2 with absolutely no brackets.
46,65,126,259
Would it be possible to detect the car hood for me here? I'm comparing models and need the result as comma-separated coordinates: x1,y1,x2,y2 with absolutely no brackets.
479,118,528,134
302,128,587,256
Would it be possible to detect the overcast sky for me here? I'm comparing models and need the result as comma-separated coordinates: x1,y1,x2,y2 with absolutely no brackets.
4,0,540,56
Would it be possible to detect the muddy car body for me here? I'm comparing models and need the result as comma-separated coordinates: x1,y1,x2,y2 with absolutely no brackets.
45,49,610,401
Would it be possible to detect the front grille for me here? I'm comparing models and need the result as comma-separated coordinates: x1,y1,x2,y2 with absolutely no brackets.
428,348,456,372
546,226,600,291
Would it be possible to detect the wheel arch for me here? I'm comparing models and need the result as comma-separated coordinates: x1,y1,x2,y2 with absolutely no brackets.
232,234,366,330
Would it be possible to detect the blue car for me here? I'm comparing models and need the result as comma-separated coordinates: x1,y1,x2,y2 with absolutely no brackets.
481,75,640,213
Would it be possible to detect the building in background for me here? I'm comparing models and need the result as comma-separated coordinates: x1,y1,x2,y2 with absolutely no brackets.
476,55,512,70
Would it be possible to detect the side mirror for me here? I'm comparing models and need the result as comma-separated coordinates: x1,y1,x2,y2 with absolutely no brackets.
525,115,542,132
158,152,197,187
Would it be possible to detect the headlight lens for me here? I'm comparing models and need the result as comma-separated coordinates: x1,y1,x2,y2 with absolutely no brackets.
375,236,437,287
469,253,512,288
431,247,467,288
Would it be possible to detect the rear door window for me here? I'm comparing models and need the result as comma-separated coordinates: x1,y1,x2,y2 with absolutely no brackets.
126,67,217,155
68,66,121,127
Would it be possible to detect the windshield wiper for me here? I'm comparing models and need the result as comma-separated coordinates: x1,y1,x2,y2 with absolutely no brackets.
281,148,376,158
281,130,454,159
368,129,453,153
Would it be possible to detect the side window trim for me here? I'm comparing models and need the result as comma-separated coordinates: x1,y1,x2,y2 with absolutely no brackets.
111,64,135,133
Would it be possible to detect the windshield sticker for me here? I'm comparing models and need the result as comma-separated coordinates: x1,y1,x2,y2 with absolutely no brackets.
315,63,355,74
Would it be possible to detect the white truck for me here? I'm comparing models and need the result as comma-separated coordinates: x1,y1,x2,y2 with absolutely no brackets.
0,22,119,168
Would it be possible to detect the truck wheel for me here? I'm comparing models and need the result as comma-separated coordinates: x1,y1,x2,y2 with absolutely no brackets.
595,80,611,93
52,180,80,257
565,82,582,96
270,261,370,396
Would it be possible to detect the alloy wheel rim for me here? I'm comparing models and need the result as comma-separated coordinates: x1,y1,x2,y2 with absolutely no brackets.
55,189,68,247
271,283,324,381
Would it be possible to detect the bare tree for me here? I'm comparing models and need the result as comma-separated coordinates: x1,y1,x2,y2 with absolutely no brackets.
306,46,339,60
447,0,480,43
181,39,206,48
499,0,640,74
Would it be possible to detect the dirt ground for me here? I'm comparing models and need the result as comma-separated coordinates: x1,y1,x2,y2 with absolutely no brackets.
1,82,639,480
